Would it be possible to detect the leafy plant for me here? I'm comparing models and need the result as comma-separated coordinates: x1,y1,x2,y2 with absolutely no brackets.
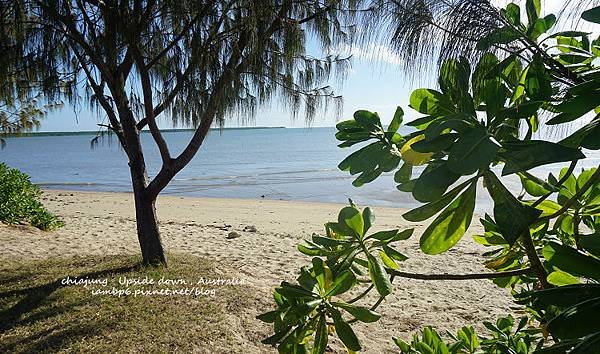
394,316,542,354
0,163,63,230
261,1,600,352
259,203,413,352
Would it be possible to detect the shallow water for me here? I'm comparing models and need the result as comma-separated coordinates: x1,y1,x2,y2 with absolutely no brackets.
1,127,598,211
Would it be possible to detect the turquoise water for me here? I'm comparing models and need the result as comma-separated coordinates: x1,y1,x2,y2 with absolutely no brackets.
1,127,598,209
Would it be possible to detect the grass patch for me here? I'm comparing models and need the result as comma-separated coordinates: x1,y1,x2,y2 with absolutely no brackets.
0,254,269,353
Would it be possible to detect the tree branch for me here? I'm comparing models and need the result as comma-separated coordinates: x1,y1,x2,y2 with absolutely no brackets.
132,47,172,165
387,267,533,280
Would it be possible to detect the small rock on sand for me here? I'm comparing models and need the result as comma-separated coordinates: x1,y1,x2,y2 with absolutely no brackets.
243,225,257,232
226,231,241,239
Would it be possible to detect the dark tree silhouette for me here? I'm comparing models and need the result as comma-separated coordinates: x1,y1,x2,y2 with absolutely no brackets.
0,0,362,265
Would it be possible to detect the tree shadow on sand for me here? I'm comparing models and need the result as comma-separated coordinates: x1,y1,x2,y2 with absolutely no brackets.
0,262,136,353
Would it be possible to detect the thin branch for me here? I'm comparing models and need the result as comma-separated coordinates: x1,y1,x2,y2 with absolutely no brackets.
520,232,551,289
146,13,202,68
132,46,172,165
387,267,533,280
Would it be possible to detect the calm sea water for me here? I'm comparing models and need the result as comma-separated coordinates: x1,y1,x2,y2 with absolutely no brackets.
1,127,598,210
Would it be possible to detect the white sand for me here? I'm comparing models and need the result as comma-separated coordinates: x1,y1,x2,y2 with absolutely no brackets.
0,190,520,353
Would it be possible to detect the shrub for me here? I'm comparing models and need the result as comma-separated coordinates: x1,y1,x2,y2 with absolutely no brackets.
0,163,63,230
259,1,600,352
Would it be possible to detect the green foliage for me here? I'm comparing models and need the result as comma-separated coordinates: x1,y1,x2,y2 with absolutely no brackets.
259,204,413,352
394,315,542,354
0,163,63,230
265,1,600,353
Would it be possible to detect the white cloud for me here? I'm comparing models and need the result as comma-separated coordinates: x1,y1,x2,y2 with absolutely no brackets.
335,43,403,66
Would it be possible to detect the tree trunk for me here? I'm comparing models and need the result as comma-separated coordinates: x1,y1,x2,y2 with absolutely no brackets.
133,186,166,266
119,103,168,266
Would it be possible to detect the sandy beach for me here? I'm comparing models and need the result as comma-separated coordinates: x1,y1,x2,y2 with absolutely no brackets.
1,189,519,353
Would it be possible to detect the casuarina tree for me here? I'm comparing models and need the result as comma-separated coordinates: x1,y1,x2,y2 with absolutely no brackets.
0,0,361,265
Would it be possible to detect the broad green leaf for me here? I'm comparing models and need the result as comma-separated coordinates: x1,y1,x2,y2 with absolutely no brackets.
500,140,585,175
393,337,412,352
394,163,413,183
325,270,356,297
484,172,542,245
312,258,332,292
547,31,590,39
298,243,326,256
503,3,521,26
338,206,364,237
388,106,403,133
383,244,408,262
547,296,600,339
438,57,473,112
353,110,382,132
424,114,474,140
368,229,400,241
476,27,521,50
331,308,361,351
419,181,477,254
533,200,562,217
338,142,384,175
510,65,530,103
577,167,597,197
409,89,455,116
362,207,375,234
547,270,580,286
581,123,600,150
403,177,475,222
519,171,557,197
571,332,600,354
411,133,458,153
281,299,321,327
525,56,552,101
397,179,416,192
582,6,600,24
257,310,279,323
261,328,291,345
400,135,434,166
534,284,600,307
525,0,540,24
580,234,600,258
543,242,600,281
412,162,460,203
311,236,350,247
278,281,318,298
352,168,383,187
448,126,500,175
334,302,381,323
379,250,399,270
389,228,414,242
547,93,600,125
312,314,328,354
558,167,578,206
407,115,438,128
529,15,556,39
367,252,392,297
457,326,479,353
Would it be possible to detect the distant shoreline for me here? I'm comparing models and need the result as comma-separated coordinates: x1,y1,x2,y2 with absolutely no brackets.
1,126,287,138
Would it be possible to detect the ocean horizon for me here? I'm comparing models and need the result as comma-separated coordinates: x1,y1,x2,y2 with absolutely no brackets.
2,127,598,211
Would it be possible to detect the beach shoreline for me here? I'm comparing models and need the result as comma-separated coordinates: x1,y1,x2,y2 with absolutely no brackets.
1,189,519,352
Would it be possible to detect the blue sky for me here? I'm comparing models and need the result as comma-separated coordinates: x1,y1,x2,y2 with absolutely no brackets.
39,54,418,132
37,1,578,132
